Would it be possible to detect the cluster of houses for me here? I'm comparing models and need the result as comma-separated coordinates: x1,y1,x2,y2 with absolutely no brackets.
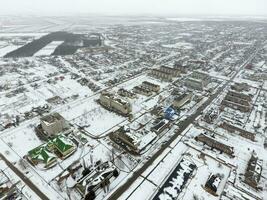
77,77,101,92
0,104,51,131
0,171,21,199
221,90,252,112
231,82,249,92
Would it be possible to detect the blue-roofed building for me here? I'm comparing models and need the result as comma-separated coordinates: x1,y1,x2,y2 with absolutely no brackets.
164,106,177,120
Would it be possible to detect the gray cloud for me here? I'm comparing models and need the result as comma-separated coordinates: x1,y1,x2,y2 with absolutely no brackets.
0,0,266,16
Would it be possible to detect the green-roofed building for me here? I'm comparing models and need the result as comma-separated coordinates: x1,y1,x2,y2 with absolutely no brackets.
28,145,57,168
52,135,76,158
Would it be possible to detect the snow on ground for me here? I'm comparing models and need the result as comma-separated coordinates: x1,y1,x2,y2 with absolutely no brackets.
61,95,126,136
126,180,157,200
1,125,42,157
233,77,262,88
0,160,41,200
34,41,64,56
117,177,145,200
0,139,21,162
122,137,231,200
115,74,170,113
162,42,193,49
182,148,231,200
122,140,189,199
0,45,22,57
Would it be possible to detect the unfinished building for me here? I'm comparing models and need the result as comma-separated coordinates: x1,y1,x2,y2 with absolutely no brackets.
195,134,234,157
149,68,173,81
141,81,160,93
173,93,193,108
227,90,251,101
221,90,252,112
159,66,180,77
133,85,153,96
219,122,255,141
118,88,137,99
109,126,156,154
231,82,249,92
99,91,132,115
244,153,263,190
173,62,187,73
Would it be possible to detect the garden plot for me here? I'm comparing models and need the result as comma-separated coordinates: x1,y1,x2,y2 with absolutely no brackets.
0,139,21,162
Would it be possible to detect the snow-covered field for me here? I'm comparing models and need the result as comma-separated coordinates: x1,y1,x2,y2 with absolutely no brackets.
0,45,22,57
34,41,64,56
0,17,266,200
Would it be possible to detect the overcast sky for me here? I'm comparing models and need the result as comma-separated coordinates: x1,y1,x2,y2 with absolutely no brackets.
1,0,266,16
